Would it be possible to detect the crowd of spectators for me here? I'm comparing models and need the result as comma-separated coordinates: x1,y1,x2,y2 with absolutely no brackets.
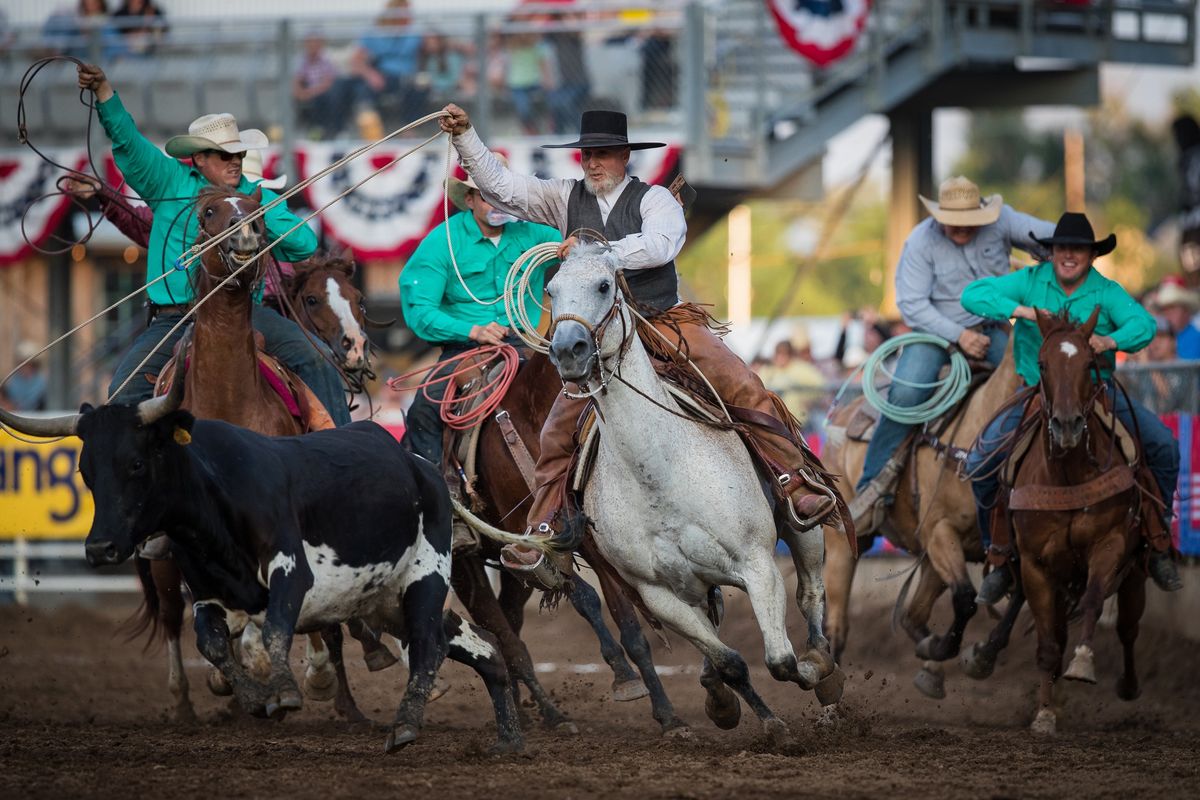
42,0,167,60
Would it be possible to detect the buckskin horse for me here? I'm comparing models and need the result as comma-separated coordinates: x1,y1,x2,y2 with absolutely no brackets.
1011,309,1150,735
542,244,842,743
821,334,1028,698
456,348,689,736
135,186,387,722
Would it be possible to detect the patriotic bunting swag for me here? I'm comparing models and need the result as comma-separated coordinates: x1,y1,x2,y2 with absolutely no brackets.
767,0,872,67
0,141,680,264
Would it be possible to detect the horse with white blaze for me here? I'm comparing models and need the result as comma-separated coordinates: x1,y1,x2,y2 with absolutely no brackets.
0,379,522,754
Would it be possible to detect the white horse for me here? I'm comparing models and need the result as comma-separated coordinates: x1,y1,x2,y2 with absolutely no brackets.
545,244,841,741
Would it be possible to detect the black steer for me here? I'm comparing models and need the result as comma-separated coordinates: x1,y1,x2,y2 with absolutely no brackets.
0,390,522,754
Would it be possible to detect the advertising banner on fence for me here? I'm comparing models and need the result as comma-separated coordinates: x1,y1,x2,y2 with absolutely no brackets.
0,428,94,540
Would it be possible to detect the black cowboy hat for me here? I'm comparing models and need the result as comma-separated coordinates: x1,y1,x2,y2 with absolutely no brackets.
1031,212,1117,257
541,109,665,151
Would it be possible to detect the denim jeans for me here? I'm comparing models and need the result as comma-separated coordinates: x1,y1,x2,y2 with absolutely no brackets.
856,324,1009,491
107,305,350,426
967,382,1180,549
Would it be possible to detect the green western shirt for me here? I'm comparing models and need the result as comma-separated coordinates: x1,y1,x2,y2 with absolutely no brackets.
400,211,560,344
96,92,318,307
961,261,1155,386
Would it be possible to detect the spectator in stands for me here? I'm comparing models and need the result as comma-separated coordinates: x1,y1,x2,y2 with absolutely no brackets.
5,342,49,412
112,0,167,55
44,0,127,60
348,0,426,127
638,26,676,111
1124,316,1190,414
758,332,827,433
500,29,554,135
293,32,344,140
545,13,591,135
419,32,475,100
1153,277,1200,359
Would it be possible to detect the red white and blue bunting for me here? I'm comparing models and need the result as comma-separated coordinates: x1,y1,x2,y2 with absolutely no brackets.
0,140,681,265
767,0,872,67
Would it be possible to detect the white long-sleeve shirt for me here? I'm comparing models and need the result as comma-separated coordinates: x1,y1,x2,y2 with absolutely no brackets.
453,127,687,271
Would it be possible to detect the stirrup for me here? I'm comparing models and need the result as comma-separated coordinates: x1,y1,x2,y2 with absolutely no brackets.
976,565,1014,606
1148,550,1183,593
451,518,480,557
777,473,836,531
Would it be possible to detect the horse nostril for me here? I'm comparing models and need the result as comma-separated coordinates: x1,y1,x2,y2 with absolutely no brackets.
341,336,353,353
571,339,589,358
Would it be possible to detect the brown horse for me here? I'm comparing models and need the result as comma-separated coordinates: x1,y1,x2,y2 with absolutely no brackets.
821,335,1026,698
1013,309,1148,735
454,349,689,735
138,187,387,723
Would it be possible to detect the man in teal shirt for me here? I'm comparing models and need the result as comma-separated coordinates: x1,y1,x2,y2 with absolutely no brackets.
399,153,559,463
400,155,558,553
77,63,349,425
962,212,1181,598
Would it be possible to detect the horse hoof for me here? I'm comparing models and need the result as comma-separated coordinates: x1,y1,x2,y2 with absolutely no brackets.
1031,708,1057,736
385,724,420,753
303,666,338,702
278,688,303,711
552,719,580,736
663,722,692,739
961,642,996,681
1063,645,1097,684
763,717,791,747
427,675,451,703
1116,676,1141,702
364,646,399,673
488,737,526,756
914,635,937,661
207,668,233,697
795,660,821,691
801,646,836,679
704,685,742,730
611,677,649,703
814,667,846,707
913,663,946,700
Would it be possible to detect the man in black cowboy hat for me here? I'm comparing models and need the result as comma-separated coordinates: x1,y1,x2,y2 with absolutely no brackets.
437,103,842,565
961,211,1182,599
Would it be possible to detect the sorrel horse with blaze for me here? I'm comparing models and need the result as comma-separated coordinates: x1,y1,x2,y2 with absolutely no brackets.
1012,309,1149,735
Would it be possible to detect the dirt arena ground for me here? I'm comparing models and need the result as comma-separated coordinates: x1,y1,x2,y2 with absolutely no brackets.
3,560,1199,799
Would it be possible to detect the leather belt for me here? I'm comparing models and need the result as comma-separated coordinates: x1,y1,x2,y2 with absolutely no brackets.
150,303,189,318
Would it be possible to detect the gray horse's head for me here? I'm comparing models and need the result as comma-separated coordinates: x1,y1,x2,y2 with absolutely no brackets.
546,243,628,383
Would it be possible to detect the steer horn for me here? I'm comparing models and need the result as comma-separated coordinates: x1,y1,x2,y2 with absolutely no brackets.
136,365,186,424
0,406,80,438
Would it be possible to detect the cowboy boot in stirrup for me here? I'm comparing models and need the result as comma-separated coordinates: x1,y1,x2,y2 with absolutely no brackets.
778,469,837,531
976,547,1016,606
447,485,480,557
1148,550,1183,592
847,456,905,538
500,525,570,591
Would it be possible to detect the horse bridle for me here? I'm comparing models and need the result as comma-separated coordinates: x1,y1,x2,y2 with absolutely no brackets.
1037,330,1108,458
549,289,635,399
195,202,265,290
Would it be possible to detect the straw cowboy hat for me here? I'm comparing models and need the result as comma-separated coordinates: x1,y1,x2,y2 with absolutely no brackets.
15,340,41,364
1155,280,1200,312
919,176,1002,227
242,150,287,191
448,152,508,211
165,113,269,158
1031,212,1117,258
541,109,665,151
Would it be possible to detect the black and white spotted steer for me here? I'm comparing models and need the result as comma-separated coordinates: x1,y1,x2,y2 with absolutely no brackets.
0,385,522,754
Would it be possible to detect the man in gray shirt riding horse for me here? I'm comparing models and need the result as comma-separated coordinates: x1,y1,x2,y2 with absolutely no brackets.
849,176,1055,535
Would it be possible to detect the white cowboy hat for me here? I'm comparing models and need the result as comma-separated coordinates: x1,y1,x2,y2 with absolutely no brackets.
1155,281,1200,312
242,150,287,191
165,113,269,158
919,176,1003,227
448,152,508,211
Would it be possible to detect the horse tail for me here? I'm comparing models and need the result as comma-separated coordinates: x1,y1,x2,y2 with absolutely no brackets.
120,556,164,651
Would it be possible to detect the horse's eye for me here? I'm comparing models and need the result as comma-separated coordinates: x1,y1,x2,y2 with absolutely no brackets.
305,295,319,307
545,287,554,299
598,280,611,294
204,207,214,218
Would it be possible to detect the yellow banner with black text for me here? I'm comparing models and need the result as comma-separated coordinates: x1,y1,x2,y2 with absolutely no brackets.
0,429,94,539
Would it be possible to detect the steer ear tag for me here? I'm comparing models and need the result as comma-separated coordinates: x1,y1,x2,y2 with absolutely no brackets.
174,427,192,445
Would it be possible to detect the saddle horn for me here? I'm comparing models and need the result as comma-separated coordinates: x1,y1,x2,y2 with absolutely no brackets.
136,352,187,425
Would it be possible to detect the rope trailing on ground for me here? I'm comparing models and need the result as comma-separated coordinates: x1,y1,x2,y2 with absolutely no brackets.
857,332,971,425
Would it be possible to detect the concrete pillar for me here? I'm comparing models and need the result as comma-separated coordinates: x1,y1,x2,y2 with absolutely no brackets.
883,109,933,316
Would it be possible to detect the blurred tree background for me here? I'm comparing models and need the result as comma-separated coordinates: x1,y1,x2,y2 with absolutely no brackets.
680,95,1188,319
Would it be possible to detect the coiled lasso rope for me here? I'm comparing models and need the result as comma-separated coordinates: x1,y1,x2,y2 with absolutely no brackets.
504,242,562,354
848,332,972,425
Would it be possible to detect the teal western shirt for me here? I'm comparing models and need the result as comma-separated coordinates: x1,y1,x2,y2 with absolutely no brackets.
96,92,318,307
400,211,559,344
961,261,1155,386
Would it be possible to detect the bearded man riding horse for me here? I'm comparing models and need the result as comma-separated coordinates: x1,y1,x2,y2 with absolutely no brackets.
963,211,1183,597
437,104,842,566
